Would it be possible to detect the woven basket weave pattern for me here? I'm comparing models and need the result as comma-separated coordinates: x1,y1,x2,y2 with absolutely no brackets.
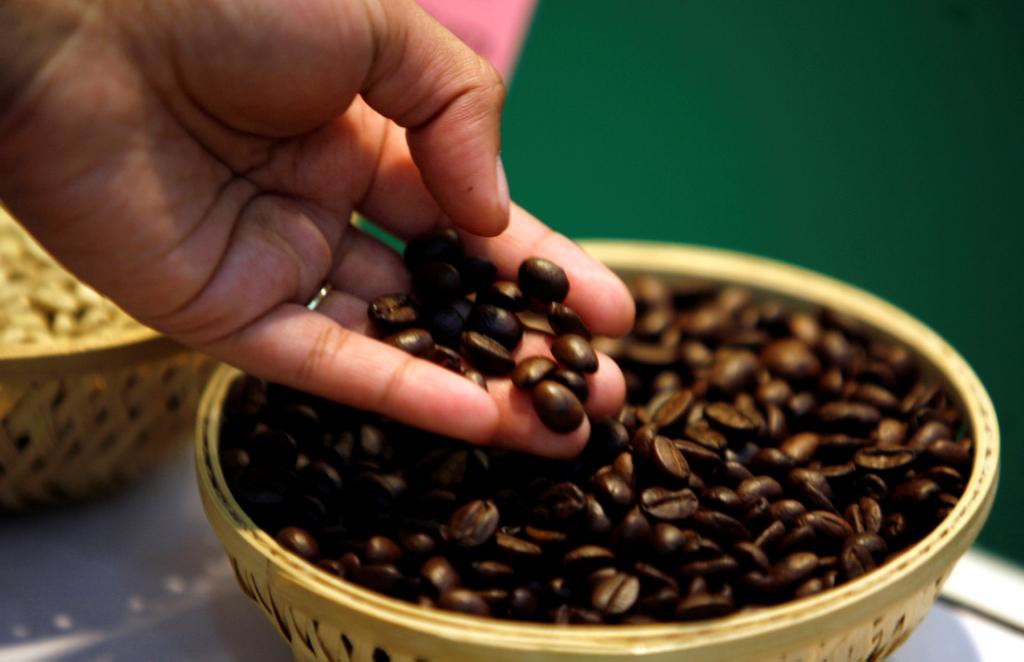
1,349,214,509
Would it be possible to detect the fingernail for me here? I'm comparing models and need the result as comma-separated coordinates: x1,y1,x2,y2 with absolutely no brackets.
496,155,510,222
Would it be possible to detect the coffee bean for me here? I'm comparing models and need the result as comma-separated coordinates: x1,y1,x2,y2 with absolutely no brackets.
754,520,786,552
762,339,821,381
788,392,818,419
548,303,592,339
704,402,756,437
420,304,466,348
276,526,320,562
586,419,630,461
424,343,463,372
693,510,751,542
364,536,403,565
926,439,971,468
592,572,640,615
470,560,515,584
512,356,556,389
737,476,783,504
651,436,690,482
678,555,739,578
891,478,941,507
413,261,463,305
246,429,299,469
652,390,694,434
549,368,590,402
788,468,836,512
674,592,735,621
853,446,915,474
404,228,461,269
818,401,882,431
458,256,497,292
800,511,854,545
438,588,491,616
541,482,587,522
461,367,488,390
770,500,807,528
421,556,460,594
532,380,585,433
468,304,524,350
840,533,888,580
640,487,698,521
352,564,403,595
525,525,568,546
400,531,436,557
780,432,820,464
702,486,743,516
709,349,759,395
383,328,434,356
853,383,900,411
748,448,796,476
584,494,614,535
448,499,500,547
461,331,515,375
563,545,616,574
551,334,598,374
770,552,818,587
368,294,420,333
593,471,634,509
614,507,652,550
480,280,527,312
519,257,569,303
495,532,543,561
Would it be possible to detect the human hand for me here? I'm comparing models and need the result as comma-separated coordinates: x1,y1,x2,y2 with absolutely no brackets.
0,0,634,456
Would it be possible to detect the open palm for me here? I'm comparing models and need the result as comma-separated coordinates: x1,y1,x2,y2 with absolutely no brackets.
0,0,633,455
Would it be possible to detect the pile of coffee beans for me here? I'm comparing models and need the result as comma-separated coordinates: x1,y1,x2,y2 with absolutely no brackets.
368,229,596,433
220,268,971,625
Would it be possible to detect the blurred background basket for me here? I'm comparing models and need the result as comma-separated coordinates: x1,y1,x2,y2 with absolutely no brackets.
0,208,215,510
195,241,998,662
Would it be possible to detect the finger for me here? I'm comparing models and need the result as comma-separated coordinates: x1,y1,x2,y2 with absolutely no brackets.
360,0,509,236
206,304,500,442
463,204,636,337
327,224,410,301
310,288,371,335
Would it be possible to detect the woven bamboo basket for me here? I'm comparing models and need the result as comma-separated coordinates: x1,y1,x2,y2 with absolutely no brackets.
0,326,216,509
196,241,998,662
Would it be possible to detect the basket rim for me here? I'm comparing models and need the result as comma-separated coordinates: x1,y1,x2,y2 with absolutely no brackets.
0,326,189,377
195,240,999,655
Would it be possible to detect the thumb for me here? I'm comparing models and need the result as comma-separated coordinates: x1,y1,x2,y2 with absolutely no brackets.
360,0,509,236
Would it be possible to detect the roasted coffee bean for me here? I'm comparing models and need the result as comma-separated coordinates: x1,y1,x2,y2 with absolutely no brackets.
519,257,570,303
584,494,614,535
551,334,598,374
674,592,735,621
748,448,796,476
458,256,497,292
675,440,725,473
840,533,888,580
614,507,652,550
737,476,783,504
891,478,942,507
733,541,771,572
922,465,965,492
854,447,915,473
421,556,460,594
640,487,698,521
800,511,854,545
468,304,524,350
448,499,500,547
404,228,461,268
383,328,434,356
424,343,463,371
651,523,692,556
693,510,751,542
762,339,821,381
593,471,633,509
296,460,342,500
438,588,491,616
525,525,568,546
704,402,756,437
541,482,587,522
788,392,818,418
470,560,515,584
421,304,467,348
532,380,585,433
548,303,592,339
818,402,882,431
770,500,807,528
592,572,640,615
512,356,557,389
788,468,836,512
563,545,616,574
247,429,299,469
709,349,759,395
461,367,488,390
754,520,786,552
495,532,543,561
413,261,463,304
926,439,972,468
549,368,590,402
702,486,743,516
652,390,694,434
770,552,818,588
586,419,631,460
480,280,527,312
364,536,403,565
853,383,900,411
651,436,690,482
352,564,403,594
400,531,436,557
780,432,820,464
276,527,320,562
678,555,739,579
368,294,420,333
461,331,515,375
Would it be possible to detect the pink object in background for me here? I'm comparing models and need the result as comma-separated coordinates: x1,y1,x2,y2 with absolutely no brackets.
417,0,538,80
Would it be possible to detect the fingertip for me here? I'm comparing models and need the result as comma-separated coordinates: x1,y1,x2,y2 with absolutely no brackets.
585,351,627,418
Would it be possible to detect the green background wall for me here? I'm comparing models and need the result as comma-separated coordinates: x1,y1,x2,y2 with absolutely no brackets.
503,1,1023,560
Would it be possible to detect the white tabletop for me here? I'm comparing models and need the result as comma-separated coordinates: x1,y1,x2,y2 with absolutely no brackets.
1,443,1020,661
